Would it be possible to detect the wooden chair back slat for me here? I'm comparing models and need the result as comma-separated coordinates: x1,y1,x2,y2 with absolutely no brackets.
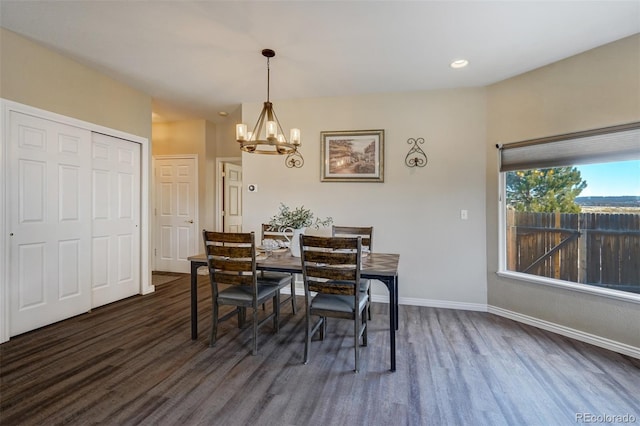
204,231,252,244
305,265,358,282
208,244,253,259
332,226,373,251
308,280,354,295
211,258,253,272
302,250,357,265
213,271,254,286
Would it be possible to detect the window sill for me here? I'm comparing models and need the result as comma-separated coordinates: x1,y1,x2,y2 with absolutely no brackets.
496,270,640,305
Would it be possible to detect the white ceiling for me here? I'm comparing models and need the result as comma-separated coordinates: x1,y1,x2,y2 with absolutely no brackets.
1,1,639,123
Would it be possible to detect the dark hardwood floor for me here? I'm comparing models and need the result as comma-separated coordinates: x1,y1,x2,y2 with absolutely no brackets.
1,274,638,425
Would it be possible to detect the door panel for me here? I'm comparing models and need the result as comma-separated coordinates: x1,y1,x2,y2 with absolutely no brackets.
17,243,45,308
154,157,197,273
91,133,141,308
58,239,81,299
9,112,92,336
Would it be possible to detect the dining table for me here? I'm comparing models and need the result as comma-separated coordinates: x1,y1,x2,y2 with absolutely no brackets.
187,250,400,371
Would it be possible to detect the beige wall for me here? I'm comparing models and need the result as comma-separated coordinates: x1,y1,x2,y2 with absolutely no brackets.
217,107,244,158
242,88,488,306
486,34,640,348
0,28,151,139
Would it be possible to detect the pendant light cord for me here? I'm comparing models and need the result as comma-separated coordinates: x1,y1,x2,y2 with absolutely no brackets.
266,57,270,103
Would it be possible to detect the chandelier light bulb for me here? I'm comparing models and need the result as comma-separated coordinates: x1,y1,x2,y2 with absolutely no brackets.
266,120,277,139
236,124,247,141
290,128,301,146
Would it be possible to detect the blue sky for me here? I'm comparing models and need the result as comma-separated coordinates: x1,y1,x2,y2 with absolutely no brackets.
576,160,640,197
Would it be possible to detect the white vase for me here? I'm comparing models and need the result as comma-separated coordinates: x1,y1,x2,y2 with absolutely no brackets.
283,227,305,257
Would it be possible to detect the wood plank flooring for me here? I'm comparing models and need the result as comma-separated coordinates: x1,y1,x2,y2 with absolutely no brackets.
1,274,638,425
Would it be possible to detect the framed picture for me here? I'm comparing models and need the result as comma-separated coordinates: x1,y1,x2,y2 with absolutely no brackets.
320,129,384,182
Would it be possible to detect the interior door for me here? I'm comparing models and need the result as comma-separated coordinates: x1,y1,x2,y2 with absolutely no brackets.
8,112,92,336
223,162,243,232
91,133,141,307
154,157,198,273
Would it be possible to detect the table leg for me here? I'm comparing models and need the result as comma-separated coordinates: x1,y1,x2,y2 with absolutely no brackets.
385,276,396,372
191,261,199,340
395,276,399,331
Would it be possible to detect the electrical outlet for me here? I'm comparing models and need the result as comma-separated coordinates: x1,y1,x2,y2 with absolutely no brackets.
460,209,468,220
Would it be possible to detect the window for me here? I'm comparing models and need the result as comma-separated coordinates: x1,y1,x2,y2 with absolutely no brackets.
498,123,640,298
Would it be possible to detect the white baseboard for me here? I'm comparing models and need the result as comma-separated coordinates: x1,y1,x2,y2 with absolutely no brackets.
395,296,487,312
488,306,640,360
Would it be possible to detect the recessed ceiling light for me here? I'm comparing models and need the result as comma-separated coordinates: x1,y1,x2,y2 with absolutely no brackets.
450,59,469,69
218,111,229,117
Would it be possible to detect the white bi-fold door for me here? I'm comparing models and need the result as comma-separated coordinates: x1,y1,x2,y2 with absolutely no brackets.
91,133,141,308
8,112,141,336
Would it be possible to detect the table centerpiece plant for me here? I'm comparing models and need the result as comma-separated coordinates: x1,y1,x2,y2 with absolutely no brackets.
267,203,333,256
267,203,333,231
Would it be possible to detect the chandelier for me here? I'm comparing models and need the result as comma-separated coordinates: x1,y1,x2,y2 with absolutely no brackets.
236,49,303,167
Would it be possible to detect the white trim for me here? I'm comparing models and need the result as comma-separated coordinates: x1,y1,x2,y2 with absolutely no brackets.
489,305,640,360
497,270,640,304
0,99,153,343
0,101,8,342
152,154,200,272
397,296,488,312
497,170,507,271
215,157,242,232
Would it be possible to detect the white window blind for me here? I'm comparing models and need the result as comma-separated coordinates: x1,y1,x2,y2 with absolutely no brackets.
498,122,640,172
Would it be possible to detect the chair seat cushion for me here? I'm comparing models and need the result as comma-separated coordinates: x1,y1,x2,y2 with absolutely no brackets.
311,293,368,314
258,271,292,288
359,279,370,292
218,285,278,304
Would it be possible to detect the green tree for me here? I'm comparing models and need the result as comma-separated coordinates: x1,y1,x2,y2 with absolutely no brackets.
506,167,587,213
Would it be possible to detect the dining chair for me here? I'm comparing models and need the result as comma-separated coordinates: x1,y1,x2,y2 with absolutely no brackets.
260,224,297,314
332,225,374,320
300,234,368,373
202,230,287,355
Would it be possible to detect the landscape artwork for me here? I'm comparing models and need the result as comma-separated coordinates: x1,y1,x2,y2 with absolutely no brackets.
321,129,384,182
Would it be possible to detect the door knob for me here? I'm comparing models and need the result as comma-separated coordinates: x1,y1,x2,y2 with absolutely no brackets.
186,220,194,224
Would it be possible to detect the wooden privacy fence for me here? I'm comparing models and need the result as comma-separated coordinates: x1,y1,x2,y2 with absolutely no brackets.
506,211,640,293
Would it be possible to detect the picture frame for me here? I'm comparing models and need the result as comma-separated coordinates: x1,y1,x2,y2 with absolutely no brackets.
320,129,384,182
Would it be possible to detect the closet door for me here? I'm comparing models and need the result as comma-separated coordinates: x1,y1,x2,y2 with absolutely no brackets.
9,112,92,336
91,133,141,307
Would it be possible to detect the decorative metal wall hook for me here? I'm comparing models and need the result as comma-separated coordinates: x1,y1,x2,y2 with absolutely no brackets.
285,149,304,168
405,137,428,168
